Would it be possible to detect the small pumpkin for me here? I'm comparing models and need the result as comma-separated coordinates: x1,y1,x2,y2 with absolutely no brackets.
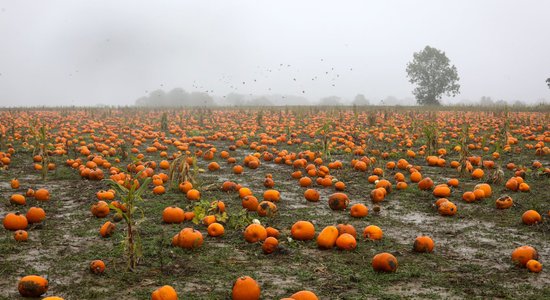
522,210,542,225
350,203,368,218
244,224,267,243
18,275,48,297
262,236,279,254
526,259,543,273
175,228,203,249
336,233,357,251
328,192,349,210
3,212,28,231
413,236,434,253
26,207,46,223
372,252,398,272
317,226,339,249
91,201,110,218
162,206,185,224
34,188,50,201
290,290,319,300
151,285,178,300
257,201,277,217
232,276,260,300
495,195,513,209
90,260,105,274
242,195,259,211
14,230,29,242
363,225,383,241
207,222,225,237
291,221,315,241
10,194,26,205
438,201,457,216
99,221,115,238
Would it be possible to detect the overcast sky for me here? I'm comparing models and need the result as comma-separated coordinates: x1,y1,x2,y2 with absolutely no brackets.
0,0,549,106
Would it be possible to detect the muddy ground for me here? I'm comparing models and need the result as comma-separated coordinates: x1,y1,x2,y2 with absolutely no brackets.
1,139,549,299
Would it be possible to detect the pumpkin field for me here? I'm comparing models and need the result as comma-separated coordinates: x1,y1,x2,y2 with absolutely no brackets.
0,106,549,299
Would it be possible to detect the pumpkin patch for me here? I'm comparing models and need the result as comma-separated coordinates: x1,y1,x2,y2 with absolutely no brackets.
0,107,547,298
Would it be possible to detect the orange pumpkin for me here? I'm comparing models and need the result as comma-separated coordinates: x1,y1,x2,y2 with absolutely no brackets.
372,252,398,272
232,276,260,300
291,221,315,241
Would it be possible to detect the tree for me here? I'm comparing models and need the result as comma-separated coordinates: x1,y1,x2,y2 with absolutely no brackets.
406,46,460,105
546,78,550,89
352,94,370,106
318,96,342,106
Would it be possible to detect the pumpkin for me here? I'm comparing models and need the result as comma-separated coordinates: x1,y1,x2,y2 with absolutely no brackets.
462,191,476,203
299,177,312,187
474,183,492,197
328,192,349,210
232,276,260,300
207,222,225,237
471,168,484,179
511,245,538,266
336,233,357,250
363,225,383,241
242,195,259,211
238,187,253,198
178,181,193,193
433,185,451,198
418,177,434,190
26,207,46,223
290,290,319,300
34,189,50,201
413,236,434,253
10,178,20,189
244,224,267,243
334,181,346,191
186,189,201,200
90,260,105,274
521,210,542,225
372,252,398,272
336,223,357,238
495,195,513,209
18,275,48,297
262,237,278,254
175,228,203,249
304,189,320,202
152,185,166,195
100,221,115,238
317,226,339,249
257,201,277,217
162,206,185,224
3,212,28,231
291,221,315,241
10,194,26,205
438,201,457,216
151,285,178,300
91,201,110,218
266,227,280,238
370,188,386,203
505,178,519,191
14,230,28,242
526,259,543,273
263,189,280,202
375,179,392,193
350,203,368,218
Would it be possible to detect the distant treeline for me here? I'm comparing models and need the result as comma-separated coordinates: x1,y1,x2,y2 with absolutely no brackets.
134,88,546,107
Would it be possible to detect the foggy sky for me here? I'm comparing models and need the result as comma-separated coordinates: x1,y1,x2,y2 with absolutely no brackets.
0,0,549,106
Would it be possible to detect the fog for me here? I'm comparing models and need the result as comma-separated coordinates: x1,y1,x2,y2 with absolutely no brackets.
0,0,549,107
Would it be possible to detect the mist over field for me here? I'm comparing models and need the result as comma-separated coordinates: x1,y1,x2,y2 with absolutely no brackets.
0,0,549,107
